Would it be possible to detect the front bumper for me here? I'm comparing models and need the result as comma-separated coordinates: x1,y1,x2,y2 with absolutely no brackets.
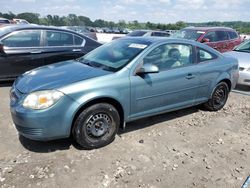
238,70,250,86
10,87,79,141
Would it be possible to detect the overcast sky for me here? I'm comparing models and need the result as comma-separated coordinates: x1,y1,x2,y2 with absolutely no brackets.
1,0,250,23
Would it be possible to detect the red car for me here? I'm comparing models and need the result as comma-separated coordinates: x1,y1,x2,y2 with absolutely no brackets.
174,27,242,53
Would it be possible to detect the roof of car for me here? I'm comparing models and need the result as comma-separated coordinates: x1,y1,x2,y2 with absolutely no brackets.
120,36,222,56
183,27,236,31
0,24,87,37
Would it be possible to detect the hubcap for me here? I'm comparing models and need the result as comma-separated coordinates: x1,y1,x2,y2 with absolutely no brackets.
86,113,111,137
213,86,226,106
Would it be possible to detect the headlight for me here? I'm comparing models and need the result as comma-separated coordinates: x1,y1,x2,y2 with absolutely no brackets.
247,68,250,72
23,90,64,110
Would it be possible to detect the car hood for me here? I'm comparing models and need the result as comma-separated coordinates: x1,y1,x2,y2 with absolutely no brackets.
15,60,111,94
224,51,250,68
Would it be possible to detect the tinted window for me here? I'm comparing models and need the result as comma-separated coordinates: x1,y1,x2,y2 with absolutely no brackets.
144,44,193,71
127,31,147,36
151,32,169,37
228,31,238,39
216,31,228,41
0,19,10,24
203,31,217,42
74,35,84,46
46,31,73,46
2,30,41,47
198,48,217,62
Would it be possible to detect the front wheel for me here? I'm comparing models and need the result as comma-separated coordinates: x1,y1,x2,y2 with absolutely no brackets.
203,82,229,111
73,103,120,149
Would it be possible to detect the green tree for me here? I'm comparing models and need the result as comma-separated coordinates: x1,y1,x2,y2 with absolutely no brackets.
16,12,40,24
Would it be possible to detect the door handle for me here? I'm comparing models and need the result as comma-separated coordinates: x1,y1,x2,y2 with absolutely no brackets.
185,73,195,79
30,50,42,54
72,49,82,52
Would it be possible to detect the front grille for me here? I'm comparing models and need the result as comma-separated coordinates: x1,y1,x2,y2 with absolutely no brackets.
15,125,43,136
239,67,245,71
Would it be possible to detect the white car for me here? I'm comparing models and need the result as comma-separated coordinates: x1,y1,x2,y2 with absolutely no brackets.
13,19,30,24
225,40,250,87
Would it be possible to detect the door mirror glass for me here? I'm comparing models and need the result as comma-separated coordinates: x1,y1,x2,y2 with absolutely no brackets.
137,63,159,75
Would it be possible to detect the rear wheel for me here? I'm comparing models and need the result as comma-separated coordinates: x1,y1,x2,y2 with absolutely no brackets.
73,103,120,149
203,82,229,111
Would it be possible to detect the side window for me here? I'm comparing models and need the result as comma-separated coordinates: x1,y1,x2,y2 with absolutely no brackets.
46,31,73,46
2,30,41,47
74,35,84,46
143,44,193,71
198,48,217,62
203,31,217,42
228,31,238,39
216,31,229,41
151,32,169,37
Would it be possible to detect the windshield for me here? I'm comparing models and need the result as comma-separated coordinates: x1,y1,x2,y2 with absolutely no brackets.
172,29,204,40
79,39,151,72
234,40,250,52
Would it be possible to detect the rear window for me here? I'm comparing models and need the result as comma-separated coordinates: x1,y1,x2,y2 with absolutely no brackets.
0,19,10,24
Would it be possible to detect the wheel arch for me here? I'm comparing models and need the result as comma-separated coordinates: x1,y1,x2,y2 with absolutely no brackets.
71,97,125,135
219,78,232,91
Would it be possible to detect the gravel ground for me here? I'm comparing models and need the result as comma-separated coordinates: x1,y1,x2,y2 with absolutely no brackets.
0,85,249,188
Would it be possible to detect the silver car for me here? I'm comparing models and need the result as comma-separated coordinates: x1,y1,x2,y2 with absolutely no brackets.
225,40,250,87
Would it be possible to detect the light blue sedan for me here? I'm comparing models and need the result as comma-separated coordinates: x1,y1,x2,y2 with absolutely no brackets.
10,37,239,149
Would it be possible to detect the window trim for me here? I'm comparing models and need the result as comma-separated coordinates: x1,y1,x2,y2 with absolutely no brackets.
196,47,218,63
44,30,85,47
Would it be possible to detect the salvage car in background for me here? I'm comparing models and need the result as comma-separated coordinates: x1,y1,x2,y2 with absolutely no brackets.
61,26,97,40
225,40,250,87
0,18,11,25
173,27,241,53
127,30,170,37
10,37,238,149
0,25,101,81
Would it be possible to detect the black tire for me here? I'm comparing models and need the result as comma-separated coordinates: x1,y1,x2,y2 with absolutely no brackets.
203,82,229,111
73,103,120,149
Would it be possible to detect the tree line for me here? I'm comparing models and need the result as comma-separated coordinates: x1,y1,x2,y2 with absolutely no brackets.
1,12,250,34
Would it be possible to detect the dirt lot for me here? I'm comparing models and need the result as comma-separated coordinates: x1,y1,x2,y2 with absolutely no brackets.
0,84,249,188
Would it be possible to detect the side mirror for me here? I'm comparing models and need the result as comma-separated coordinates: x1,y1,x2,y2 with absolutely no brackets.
136,64,159,75
0,42,5,54
201,38,210,43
